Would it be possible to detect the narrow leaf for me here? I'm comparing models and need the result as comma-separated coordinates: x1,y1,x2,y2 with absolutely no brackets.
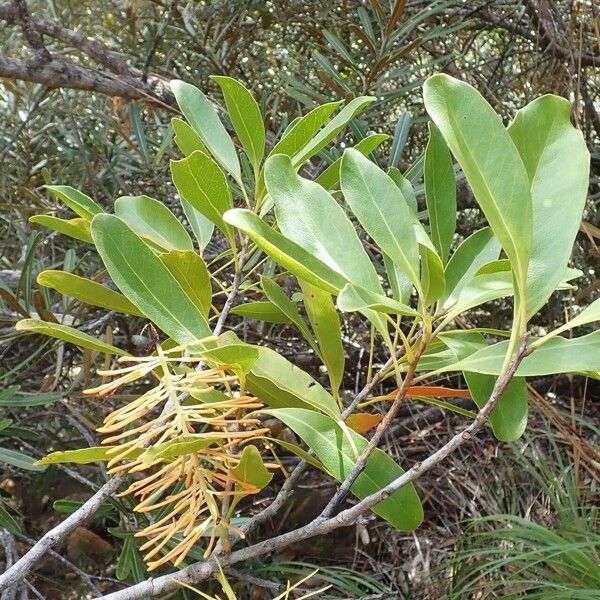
30,215,92,243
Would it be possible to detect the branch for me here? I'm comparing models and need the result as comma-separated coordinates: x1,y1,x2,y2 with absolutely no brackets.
0,55,173,105
0,474,125,593
93,335,529,600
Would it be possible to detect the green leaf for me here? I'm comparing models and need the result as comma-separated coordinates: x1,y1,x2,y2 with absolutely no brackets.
172,117,208,156
53,499,114,518
540,298,600,342
260,276,317,349
442,228,501,307
30,215,92,243
292,96,376,167
231,301,291,324
212,76,265,172
300,280,345,398
114,195,193,252
245,345,341,420
0,447,45,471
116,536,145,582
0,501,21,534
36,446,135,465
224,209,347,294
315,133,389,189
45,185,103,220
91,214,210,344
341,148,420,290
507,95,590,318
181,199,214,253
269,101,341,158
171,151,234,244
231,445,273,490
197,342,259,374
420,246,446,307
465,373,528,442
443,272,513,322
439,331,600,376
159,250,211,318
37,270,144,316
388,168,418,214
267,154,381,293
337,284,417,316
140,436,215,466
16,319,127,356
424,122,456,263
171,80,241,180
0,387,61,407
267,408,423,531
441,333,528,441
423,74,532,300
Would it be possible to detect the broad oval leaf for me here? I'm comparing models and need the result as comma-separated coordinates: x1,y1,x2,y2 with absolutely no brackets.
16,318,127,356
341,148,420,289
424,122,456,263
507,95,590,318
212,76,265,171
91,214,210,344
171,150,234,245
442,227,501,307
45,185,103,220
337,283,417,316
159,250,212,319
231,301,291,324
267,154,381,293
423,74,532,298
300,280,345,399
245,345,341,420
37,270,144,316
171,79,241,180
267,408,423,531
30,215,92,243
172,117,208,156
114,195,193,252
224,208,348,294
440,331,600,376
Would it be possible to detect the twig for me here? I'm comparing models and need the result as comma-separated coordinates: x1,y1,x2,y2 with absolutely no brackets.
141,0,176,82
93,335,529,600
0,474,125,593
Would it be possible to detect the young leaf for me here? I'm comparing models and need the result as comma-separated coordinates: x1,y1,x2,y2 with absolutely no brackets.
300,280,345,398
212,76,265,171
231,445,273,491
423,74,532,300
231,301,291,324
36,446,138,465
507,95,590,318
16,319,127,356
440,331,600,376
424,122,456,263
171,79,241,180
172,117,208,156
170,151,234,245
269,101,342,158
30,215,92,243
244,345,341,420
114,195,193,252
340,148,420,289
37,270,144,316
260,276,317,349
45,185,103,220
91,214,211,344
266,154,382,293
266,408,423,531
291,96,376,167
224,209,348,294
159,250,212,318
337,283,417,316
442,227,501,307
315,133,389,189
140,436,215,466
420,246,445,307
